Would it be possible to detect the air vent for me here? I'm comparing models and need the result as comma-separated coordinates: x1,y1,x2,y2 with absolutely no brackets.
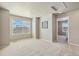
51,6,58,11
62,2,67,8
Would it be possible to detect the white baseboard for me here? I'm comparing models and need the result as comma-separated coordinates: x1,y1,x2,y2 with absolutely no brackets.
69,43,79,47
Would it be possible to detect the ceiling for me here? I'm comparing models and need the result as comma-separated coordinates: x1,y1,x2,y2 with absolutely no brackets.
29,2,79,13
0,2,79,14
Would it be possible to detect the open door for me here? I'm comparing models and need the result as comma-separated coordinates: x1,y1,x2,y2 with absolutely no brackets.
56,17,69,43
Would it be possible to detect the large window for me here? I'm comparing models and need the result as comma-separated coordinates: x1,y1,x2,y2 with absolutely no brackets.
10,15,32,36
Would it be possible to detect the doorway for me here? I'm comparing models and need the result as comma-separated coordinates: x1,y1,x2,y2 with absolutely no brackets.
56,17,69,43
36,17,40,39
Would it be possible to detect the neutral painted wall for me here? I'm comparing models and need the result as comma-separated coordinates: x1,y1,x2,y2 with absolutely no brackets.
40,16,52,42
0,7,10,48
30,6,53,42
57,9,79,45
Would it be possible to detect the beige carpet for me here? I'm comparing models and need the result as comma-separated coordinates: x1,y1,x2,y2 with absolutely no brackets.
57,35,67,43
0,39,79,56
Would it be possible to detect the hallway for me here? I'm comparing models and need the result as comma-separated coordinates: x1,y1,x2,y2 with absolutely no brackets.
0,39,79,56
57,35,68,43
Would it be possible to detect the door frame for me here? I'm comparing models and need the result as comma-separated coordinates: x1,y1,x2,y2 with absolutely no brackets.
36,17,40,39
56,16,69,43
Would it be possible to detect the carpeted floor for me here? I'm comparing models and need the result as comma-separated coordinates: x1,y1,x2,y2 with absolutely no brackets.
0,39,79,56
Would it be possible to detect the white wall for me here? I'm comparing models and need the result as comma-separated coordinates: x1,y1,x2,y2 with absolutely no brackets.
40,16,52,42
30,4,53,42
